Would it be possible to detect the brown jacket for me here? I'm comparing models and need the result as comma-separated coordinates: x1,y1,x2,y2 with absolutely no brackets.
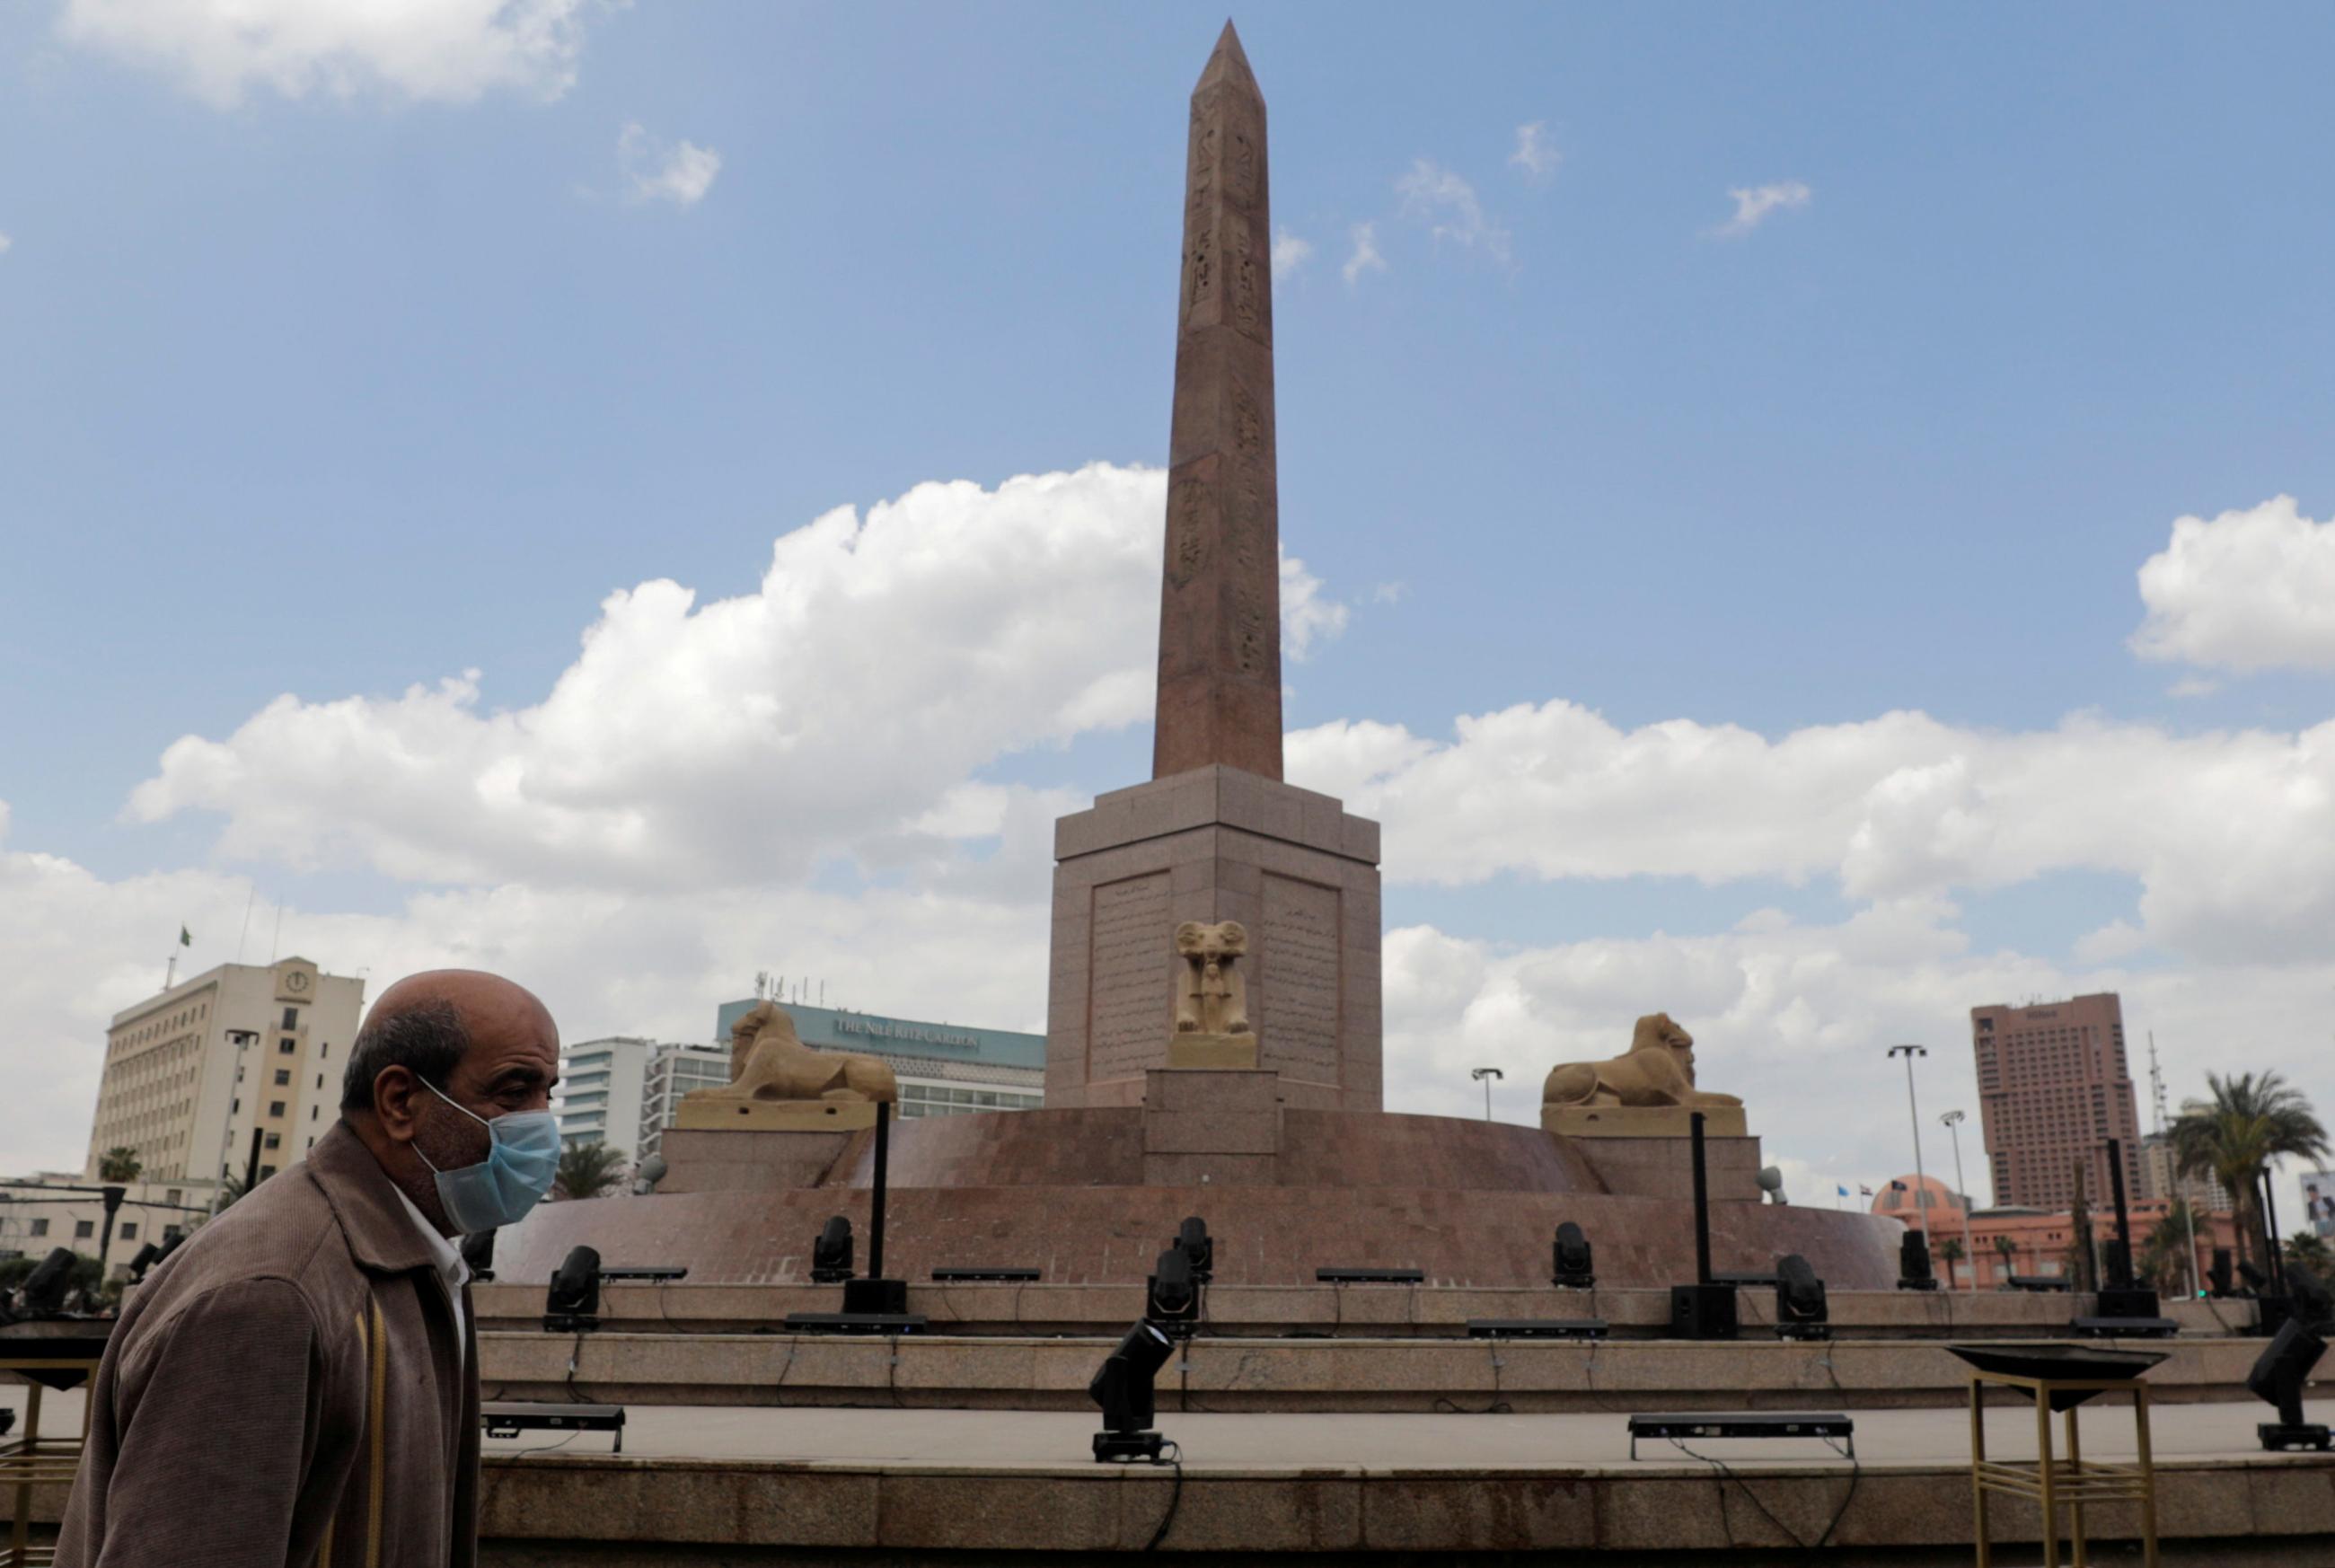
56,1121,480,1568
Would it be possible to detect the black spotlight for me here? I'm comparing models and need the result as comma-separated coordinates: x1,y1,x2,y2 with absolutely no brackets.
461,1229,498,1283
2238,1260,2270,1295
18,1249,77,1317
2290,1263,2334,1327
1552,1221,1595,1290
2207,1249,2234,1298
1775,1254,1831,1341
125,1242,163,1283
1147,1243,1201,1335
2250,1320,2332,1451
1898,1229,1939,1291
1175,1217,1213,1284
1089,1319,1177,1463
543,1245,602,1333
810,1216,854,1283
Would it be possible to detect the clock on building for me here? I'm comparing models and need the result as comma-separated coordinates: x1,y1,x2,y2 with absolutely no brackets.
285,970,311,994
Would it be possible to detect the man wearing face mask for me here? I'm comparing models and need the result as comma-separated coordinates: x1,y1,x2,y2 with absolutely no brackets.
56,970,562,1568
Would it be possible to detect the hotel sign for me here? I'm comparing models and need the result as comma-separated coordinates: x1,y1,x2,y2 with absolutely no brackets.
833,1016,983,1054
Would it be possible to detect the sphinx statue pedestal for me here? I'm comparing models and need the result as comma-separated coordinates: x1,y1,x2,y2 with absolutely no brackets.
1543,1103,1748,1139
674,1098,880,1132
1167,1032,1259,1070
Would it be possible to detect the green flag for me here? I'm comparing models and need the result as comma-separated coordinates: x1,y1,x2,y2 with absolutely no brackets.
179,925,191,947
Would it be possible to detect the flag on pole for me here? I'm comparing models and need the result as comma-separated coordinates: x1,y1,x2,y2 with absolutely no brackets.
1858,1185,1873,1197
1837,1184,1849,1198
179,925,192,947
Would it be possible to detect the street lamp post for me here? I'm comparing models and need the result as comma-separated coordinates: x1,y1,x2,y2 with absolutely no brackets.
206,1029,261,1219
1941,1109,1979,1291
1887,1044,1931,1241
1470,1067,1504,1123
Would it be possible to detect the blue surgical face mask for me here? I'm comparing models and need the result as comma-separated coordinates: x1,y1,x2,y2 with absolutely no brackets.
412,1079,562,1235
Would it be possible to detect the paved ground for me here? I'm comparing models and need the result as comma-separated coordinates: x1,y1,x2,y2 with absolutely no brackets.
13,1379,2330,1473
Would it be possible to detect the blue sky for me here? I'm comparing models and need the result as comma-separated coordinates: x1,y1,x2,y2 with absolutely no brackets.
5,3,2334,1197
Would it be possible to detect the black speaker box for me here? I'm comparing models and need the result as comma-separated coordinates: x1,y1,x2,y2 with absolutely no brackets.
843,1277,908,1315
1670,1283,1738,1340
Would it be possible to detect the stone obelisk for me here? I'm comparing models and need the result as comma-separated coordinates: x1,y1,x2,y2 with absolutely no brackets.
1154,22,1282,782
1045,23,1383,1116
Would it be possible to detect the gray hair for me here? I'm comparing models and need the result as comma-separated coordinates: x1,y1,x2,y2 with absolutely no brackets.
339,997,471,1112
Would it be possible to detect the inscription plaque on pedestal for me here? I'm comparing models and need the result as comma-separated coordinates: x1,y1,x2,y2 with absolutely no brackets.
1088,873,1175,1082
1259,874,1340,1088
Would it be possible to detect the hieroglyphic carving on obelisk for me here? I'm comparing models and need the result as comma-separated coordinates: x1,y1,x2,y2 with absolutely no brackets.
1154,21,1283,782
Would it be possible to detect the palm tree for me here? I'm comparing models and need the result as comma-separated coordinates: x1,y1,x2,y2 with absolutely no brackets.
1938,1236,1966,1288
2135,1198,2203,1294
1992,1234,2018,1284
552,1142,628,1202
2171,1071,2331,1273
2286,1231,2332,1275
97,1147,143,1183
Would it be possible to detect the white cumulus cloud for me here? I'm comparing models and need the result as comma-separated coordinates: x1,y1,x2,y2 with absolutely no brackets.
1509,121,1559,182
0,233,13,255
1291,702,2335,965
618,122,721,208
57,0,598,107
1270,226,1313,282
1342,222,1386,287
126,464,1347,894
1395,157,1512,268
1715,180,1812,237
2131,496,2335,672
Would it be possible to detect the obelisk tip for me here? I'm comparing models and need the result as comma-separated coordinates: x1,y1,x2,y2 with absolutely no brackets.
1196,19,1258,96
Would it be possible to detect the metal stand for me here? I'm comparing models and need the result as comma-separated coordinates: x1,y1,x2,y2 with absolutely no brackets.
1969,1370,2158,1568
3,1347,104,1568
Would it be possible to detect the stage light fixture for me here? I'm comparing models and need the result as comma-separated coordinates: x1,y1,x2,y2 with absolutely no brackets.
1774,1254,1830,1342
1552,1221,1595,1289
810,1216,854,1283
460,1229,497,1283
543,1245,602,1334
1757,1166,1788,1205
1147,1243,1200,1335
1175,1216,1213,1283
1897,1229,1939,1291
19,1248,75,1317
126,1243,163,1283
2207,1249,2234,1298
2238,1261,2270,1294
2250,1320,2332,1451
1089,1319,1176,1463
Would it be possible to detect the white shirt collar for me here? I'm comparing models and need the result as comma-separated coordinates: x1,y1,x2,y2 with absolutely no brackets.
391,1185,471,1293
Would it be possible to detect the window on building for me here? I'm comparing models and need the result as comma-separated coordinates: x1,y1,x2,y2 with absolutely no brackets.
164,1225,182,1242
282,1007,299,1029
29,1219,48,1237
265,1133,282,1150
311,1106,319,1121
165,1188,181,1205
120,1223,137,1240
279,1038,295,1054
275,1070,292,1086
269,1100,286,1116
260,1165,278,1179
75,1220,94,1238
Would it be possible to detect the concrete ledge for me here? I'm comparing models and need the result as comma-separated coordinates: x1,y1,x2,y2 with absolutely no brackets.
463,1452,2331,1558
476,1331,2276,1413
473,1280,2258,1342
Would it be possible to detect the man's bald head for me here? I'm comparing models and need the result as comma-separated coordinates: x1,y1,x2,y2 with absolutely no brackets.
339,969,559,1114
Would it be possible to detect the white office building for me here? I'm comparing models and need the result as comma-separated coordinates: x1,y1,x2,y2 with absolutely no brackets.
553,1036,655,1157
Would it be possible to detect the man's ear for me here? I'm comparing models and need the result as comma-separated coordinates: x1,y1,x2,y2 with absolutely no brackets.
373,1065,423,1143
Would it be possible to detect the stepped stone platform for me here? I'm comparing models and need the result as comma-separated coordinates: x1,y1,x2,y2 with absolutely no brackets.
493,1094,1907,1291
14,1387,2328,1562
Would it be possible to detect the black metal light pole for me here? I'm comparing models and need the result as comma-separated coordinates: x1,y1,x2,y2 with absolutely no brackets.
868,1100,892,1281
1690,1110,1713,1286
2261,1170,2287,1292
95,1185,126,1286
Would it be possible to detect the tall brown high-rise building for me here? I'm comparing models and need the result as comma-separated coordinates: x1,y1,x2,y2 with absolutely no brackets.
1972,992,2143,1210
